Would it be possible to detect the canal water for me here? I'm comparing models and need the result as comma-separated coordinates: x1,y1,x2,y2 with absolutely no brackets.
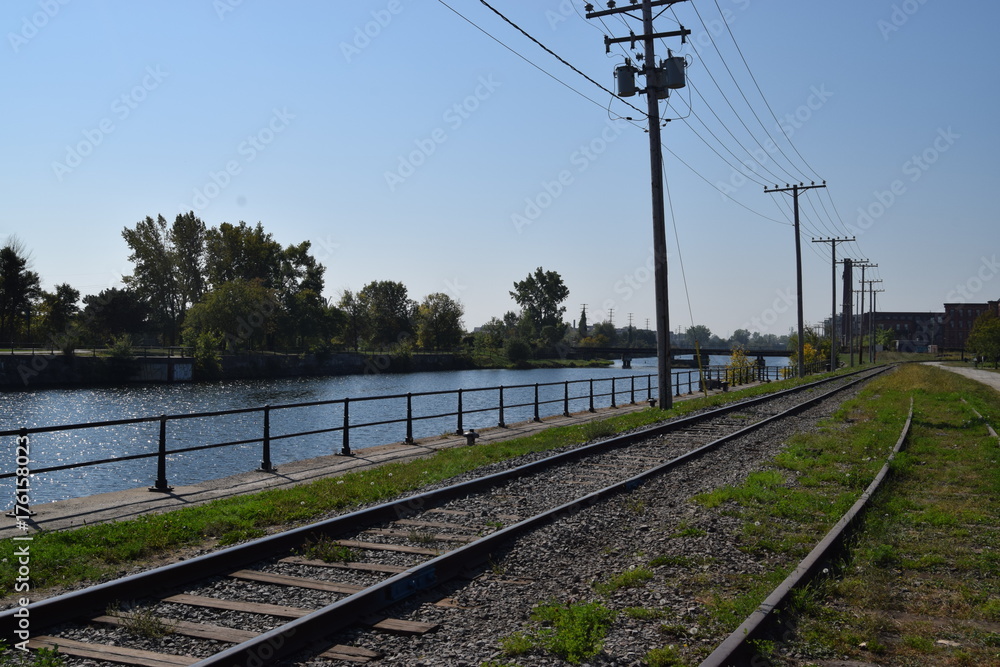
1,356,788,505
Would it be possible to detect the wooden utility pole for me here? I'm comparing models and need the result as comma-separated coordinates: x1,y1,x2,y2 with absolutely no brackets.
812,237,854,372
586,0,689,409
764,182,826,378
854,263,876,365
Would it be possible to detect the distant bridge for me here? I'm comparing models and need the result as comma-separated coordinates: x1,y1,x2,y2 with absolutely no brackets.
568,346,792,359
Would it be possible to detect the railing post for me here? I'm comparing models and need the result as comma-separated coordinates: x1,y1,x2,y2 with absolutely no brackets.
610,377,617,408
675,371,681,397
258,405,275,472
149,415,173,492
563,381,570,417
630,376,635,404
405,393,414,443
341,398,352,456
533,383,541,422
647,375,653,402
455,389,464,434
588,379,595,412
498,385,506,428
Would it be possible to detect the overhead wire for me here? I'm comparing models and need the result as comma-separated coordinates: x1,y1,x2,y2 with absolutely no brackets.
475,0,648,118
686,2,810,184
709,0,824,183
435,0,642,118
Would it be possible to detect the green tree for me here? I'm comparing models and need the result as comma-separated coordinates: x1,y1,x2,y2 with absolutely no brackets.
204,221,282,289
968,311,1000,368
685,324,712,347
0,237,41,342
122,213,208,344
578,306,588,337
875,327,895,350
357,280,415,348
414,292,464,350
510,267,569,336
337,289,366,352
79,288,149,344
171,211,207,311
731,328,751,346
182,280,278,351
37,283,80,342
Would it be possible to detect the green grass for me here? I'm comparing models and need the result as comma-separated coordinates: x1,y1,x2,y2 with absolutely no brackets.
0,370,847,597
594,567,654,595
778,364,1000,664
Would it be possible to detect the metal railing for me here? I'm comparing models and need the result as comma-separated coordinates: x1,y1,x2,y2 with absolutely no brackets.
1,365,795,508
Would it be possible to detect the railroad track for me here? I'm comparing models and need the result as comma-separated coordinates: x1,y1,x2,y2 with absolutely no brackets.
2,367,886,666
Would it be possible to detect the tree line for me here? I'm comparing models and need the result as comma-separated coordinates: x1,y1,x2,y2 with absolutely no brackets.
0,213,796,365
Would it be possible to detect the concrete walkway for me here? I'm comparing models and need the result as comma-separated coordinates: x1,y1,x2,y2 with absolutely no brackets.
2,383,752,540
927,362,1000,393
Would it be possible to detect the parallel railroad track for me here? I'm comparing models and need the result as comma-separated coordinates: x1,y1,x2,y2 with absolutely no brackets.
2,367,887,666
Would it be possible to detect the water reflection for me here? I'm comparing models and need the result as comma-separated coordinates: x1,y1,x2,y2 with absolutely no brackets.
1,357,787,503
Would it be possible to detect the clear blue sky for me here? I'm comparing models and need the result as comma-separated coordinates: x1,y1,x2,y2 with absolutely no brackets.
2,1,996,338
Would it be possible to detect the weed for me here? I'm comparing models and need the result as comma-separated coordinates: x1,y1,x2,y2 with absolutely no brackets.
649,554,695,568
671,526,707,538
531,601,617,664
300,536,358,563
0,641,66,666
498,632,534,656
623,606,666,620
408,530,436,545
644,645,684,666
594,567,654,595
106,602,175,639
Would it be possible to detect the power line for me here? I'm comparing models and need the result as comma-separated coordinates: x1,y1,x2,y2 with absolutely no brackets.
707,0,824,182
435,0,634,116
476,0,648,118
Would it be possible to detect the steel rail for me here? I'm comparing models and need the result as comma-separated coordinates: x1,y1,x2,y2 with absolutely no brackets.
699,394,913,667
0,367,885,663
196,368,888,666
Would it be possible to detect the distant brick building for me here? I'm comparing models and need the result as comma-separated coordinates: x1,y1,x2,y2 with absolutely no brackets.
857,311,944,352
943,301,999,349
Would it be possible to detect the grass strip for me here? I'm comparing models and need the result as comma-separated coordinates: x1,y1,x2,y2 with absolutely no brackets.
0,367,858,598
636,363,916,664
775,365,1000,665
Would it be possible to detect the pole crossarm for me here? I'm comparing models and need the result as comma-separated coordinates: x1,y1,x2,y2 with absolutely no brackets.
762,182,827,378
585,0,686,19
586,0,690,409
811,236,855,372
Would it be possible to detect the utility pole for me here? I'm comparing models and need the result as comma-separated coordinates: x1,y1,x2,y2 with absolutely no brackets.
765,182,827,378
838,258,866,368
812,236,854,372
854,262,876,365
864,280,883,362
586,0,690,409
